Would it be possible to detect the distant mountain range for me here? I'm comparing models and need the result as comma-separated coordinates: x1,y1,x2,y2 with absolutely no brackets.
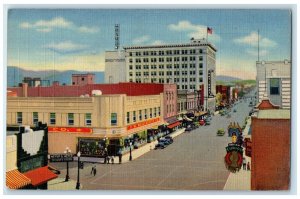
215,75,242,82
7,66,104,87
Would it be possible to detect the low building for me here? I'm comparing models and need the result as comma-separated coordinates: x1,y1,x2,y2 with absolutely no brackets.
104,50,126,83
7,94,166,157
72,73,95,86
251,97,290,190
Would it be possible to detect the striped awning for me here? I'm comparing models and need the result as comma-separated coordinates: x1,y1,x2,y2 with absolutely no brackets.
6,169,31,189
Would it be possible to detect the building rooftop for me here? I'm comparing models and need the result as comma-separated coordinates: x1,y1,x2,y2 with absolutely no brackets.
256,109,290,119
124,40,217,52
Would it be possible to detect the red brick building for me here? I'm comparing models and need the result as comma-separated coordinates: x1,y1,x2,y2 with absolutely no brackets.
72,73,95,86
251,98,290,190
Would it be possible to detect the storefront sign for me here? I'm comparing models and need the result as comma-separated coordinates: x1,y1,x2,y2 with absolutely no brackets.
49,154,74,162
127,117,160,130
48,127,92,133
224,143,243,173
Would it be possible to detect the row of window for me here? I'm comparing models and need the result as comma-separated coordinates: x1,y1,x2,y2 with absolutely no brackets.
128,49,203,56
126,107,161,124
129,63,203,70
178,85,197,90
130,70,203,76
129,78,203,84
16,112,93,126
129,56,203,63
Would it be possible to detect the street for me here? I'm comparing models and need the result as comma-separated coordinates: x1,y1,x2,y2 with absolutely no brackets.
49,96,253,190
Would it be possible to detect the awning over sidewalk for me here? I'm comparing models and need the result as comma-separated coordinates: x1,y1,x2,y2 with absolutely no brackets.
6,169,31,189
23,166,58,186
195,111,208,117
167,121,181,129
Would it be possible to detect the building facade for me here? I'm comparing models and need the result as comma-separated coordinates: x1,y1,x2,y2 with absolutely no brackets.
7,94,164,156
123,39,217,111
256,60,291,109
251,98,290,190
104,50,126,83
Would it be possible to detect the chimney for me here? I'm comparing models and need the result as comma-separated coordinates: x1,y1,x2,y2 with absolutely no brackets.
21,83,28,97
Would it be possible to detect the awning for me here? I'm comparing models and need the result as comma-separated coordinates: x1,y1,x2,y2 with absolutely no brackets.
6,169,31,189
165,117,178,125
23,166,58,186
195,111,208,117
167,121,181,129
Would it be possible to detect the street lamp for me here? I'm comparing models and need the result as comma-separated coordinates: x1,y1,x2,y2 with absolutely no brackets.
64,147,71,182
75,151,81,190
129,142,132,161
103,136,107,163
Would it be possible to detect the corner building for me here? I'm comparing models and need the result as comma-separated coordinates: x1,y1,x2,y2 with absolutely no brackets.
124,39,217,111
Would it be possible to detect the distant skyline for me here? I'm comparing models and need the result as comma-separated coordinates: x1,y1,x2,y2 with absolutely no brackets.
7,9,292,80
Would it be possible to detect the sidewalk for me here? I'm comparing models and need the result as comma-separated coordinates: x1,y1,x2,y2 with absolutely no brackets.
48,178,82,190
223,117,252,190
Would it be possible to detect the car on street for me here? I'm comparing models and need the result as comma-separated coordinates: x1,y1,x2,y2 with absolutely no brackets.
204,119,211,125
159,138,172,145
217,128,225,136
233,109,237,113
155,143,166,149
199,119,205,126
185,127,193,132
164,136,174,143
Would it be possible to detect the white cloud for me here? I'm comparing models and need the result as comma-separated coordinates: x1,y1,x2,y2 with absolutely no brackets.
151,40,164,45
45,41,88,53
133,35,151,44
246,49,269,57
168,20,221,42
19,17,99,34
234,32,277,48
78,26,100,33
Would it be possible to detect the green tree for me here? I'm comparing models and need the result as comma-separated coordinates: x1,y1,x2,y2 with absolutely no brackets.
215,92,222,106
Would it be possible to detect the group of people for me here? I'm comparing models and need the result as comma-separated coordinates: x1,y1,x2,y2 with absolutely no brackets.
242,157,251,171
104,156,115,164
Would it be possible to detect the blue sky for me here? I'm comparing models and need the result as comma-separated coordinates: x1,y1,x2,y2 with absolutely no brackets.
7,9,291,79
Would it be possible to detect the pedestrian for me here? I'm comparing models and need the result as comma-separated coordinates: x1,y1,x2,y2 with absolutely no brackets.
91,165,94,175
242,158,246,170
119,153,122,164
107,156,110,164
93,167,97,176
247,162,251,171
111,156,114,164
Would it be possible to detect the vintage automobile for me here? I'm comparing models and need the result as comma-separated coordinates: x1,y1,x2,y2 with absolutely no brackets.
199,119,205,126
217,128,225,136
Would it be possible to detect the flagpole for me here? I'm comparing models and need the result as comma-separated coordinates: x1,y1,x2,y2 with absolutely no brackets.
258,29,260,62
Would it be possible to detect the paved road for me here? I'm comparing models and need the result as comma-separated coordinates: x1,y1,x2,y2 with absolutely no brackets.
49,97,253,190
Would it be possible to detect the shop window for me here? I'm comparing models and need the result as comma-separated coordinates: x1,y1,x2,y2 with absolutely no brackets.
32,112,38,125
50,113,56,125
111,113,117,126
68,113,74,125
85,113,92,126
17,112,22,124
270,78,280,95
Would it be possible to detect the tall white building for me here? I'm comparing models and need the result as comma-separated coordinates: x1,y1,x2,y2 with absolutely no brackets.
123,39,217,111
256,60,291,109
104,50,126,83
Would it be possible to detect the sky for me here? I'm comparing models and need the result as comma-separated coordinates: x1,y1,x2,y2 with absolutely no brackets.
7,9,292,80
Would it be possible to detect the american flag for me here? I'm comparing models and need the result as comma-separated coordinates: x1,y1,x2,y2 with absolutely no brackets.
207,27,213,34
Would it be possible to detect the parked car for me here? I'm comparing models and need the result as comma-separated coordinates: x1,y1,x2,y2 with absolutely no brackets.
199,119,205,126
155,143,166,149
217,128,225,136
205,120,211,125
233,109,237,113
164,136,174,143
159,138,172,145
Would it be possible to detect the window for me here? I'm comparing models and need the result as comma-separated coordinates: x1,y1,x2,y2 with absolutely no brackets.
154,107,157,117
129,52,132,56
144,109,148,119
199,56,203,61
143,65,149,69
129,58,133,63
50,113,56,125
199,63,203,68
17,112,22,124
129,65,133,70
150,108,153,118
127,112,130,124
85,113,92,126
270,78,280,95
68,113,74,125
139,110,142,120
72,82,75,85
32,112,38,125
158,107,161,116
111,113,117,126
133,111,136,122
81,77,85,81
